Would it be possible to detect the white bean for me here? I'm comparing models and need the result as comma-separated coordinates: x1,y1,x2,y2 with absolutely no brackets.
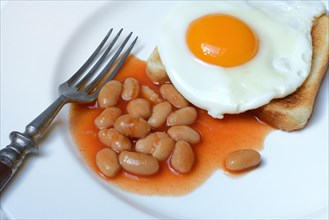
126,98,152,119
135,132,169,154
122,77,140,101
152,137,175,161
96,148,121,177
97,80,122,108
148,102,172,128
98,128,131,153
141,85,163,104
167,125,201,144
119,151,159,176
160,84,189,108
114,114,150,138
167,106,197,126
225,150,261,172
94,107,122,129
170,141,195,174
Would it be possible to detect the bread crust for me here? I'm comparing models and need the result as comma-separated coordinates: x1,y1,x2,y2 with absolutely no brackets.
253,14,329,131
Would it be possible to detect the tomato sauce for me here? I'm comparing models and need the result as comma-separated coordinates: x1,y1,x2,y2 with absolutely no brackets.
70,56,273,196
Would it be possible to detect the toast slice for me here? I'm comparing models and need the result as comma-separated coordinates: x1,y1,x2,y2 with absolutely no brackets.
253,14,329,131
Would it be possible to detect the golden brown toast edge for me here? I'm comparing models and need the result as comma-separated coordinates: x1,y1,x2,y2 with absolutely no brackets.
253,14,329,131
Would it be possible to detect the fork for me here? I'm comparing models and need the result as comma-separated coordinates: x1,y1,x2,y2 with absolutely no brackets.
0,29,138,192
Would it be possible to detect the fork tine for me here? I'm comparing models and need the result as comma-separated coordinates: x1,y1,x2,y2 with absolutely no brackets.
89,36,138,97
83,32,136,94
99,36,138,86
74,29,123,89
66,28,113,85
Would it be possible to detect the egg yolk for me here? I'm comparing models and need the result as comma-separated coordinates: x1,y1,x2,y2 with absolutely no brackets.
186,14,259,67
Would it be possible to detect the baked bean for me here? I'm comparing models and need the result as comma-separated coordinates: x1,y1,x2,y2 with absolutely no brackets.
94,107,122,129
119,151,159,176
98,80,122,108
122,77,140,101
114,114,150,138
167,125,201,144
98,128,131,153
96,148,121,177
170,141,195,174
152,137,175,161
148,102,172,128
141,85,162,104
167,106,197,126
135,132,169,154
146,47,170,85
126,98,152,119
225,150,261,172
160,84,189,108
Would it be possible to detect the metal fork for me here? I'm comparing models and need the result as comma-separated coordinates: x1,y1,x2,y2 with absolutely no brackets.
0,29,138,192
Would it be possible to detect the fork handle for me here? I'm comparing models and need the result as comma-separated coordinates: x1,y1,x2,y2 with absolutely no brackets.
0,162,12,191
0,96,68,192
26,96,67,142
0,131,37,192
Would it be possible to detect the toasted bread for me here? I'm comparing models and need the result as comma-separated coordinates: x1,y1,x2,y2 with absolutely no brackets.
146,48,170,85
253,14,329,131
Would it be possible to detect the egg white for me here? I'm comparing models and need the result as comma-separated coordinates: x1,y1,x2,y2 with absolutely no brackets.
157,1,326,118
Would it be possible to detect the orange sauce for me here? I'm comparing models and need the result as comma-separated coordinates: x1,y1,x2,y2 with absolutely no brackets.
70,56,273,196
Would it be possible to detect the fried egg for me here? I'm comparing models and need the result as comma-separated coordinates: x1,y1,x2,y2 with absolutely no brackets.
157,1,326,118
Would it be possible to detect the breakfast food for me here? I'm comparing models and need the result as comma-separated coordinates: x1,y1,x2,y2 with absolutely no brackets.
156,1,327,119
70,1,328,195
225,149,261,172
119,151,160,176
170,140,195,174
148,101,172,128
121,77,140,101
254,14,329,131
146,48,170,85
93,77,201,177
94,107,122,129
97,80,122,108
147,3,328,131
70,56,272,195
96,148,121,178
159,84,189,108
167,125,201,144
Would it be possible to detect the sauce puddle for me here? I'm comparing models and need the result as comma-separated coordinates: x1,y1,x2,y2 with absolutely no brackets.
70,56,273,196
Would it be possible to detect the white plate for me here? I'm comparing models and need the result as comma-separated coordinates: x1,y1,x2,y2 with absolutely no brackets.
1,1,328,219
